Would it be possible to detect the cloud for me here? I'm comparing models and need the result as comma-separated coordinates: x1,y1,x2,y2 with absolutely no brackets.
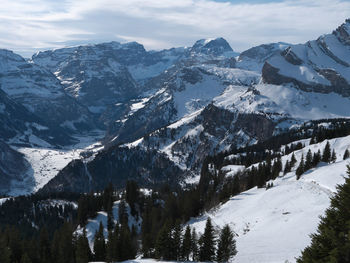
0,0,349,57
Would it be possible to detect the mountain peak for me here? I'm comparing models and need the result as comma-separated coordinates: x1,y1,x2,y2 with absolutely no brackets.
333,18,350,44
192,37,234,55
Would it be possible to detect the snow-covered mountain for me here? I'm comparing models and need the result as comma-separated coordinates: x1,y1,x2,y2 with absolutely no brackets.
0,49,96,134
237,42,289,72
262,19,350,96
2,20,350,195
112,20,350,175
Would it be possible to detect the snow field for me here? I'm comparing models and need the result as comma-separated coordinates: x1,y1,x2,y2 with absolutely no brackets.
187,135,350,262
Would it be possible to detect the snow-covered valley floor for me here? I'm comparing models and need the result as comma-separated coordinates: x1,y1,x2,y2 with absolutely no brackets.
9,131,104,196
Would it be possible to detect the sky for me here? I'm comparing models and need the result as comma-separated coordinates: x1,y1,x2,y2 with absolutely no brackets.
0,0,349,57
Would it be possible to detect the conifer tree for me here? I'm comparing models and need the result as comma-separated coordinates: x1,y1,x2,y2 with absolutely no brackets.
272,157,282,179
39,227,51,263
296,154,305,180
75,229,92,263
106,224,120,262
182,226,192,261
344,149,350,160
172,221,182,260
216,224,237,262
312,150,321,167
21,253,32,263
298,166,350,262
57,223,75,263
155,221,172,260
310,137,315,145
331,149,337,163
107,210,114,232
119,223,136,261
291,153,297,167
118,200,128,227
305,149,313,171
284,160,291,175
199,218,216,262
93,222,106,261
191,228,199,261
322,141,331,163
0,235,11,263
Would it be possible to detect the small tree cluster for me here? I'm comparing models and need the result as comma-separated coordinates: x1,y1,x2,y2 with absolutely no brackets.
155,218,236,262
296,142,336,180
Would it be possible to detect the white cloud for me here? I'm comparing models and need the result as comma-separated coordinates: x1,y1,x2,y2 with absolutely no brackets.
0,0,349,57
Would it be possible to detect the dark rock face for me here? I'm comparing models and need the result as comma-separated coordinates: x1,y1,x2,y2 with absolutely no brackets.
234,113,275,141
281,47,303,65
39,147,184,194
333,19,350,45
0,141,31,194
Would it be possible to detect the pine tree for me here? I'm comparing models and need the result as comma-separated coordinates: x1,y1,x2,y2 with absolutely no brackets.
118,200,128,227
322,141,331,163
312,150,321,167
0,236,11,263
106,224,120,262
155,221,172,260
75,229,92,263
305,149,313,171
296,154,305,180
216,224,237,262
331,149,337,163
298,166,350,262
107,210,114,232
38,227,51,263
21,253,32,263
199,218,216,262
344,149,350,160
284,160,291,175
57,223,75,263
172,221,182,260
93,222,106,261
272,157,282,179
290,153,297,167
119,223,136,261
181,226,192,261
191,228,199,261
310,137,315,145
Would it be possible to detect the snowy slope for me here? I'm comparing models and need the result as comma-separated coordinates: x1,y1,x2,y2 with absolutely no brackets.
214,83,350,121
187,135,350,263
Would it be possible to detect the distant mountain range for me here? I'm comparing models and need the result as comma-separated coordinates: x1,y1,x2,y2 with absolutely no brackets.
1,19,350,194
